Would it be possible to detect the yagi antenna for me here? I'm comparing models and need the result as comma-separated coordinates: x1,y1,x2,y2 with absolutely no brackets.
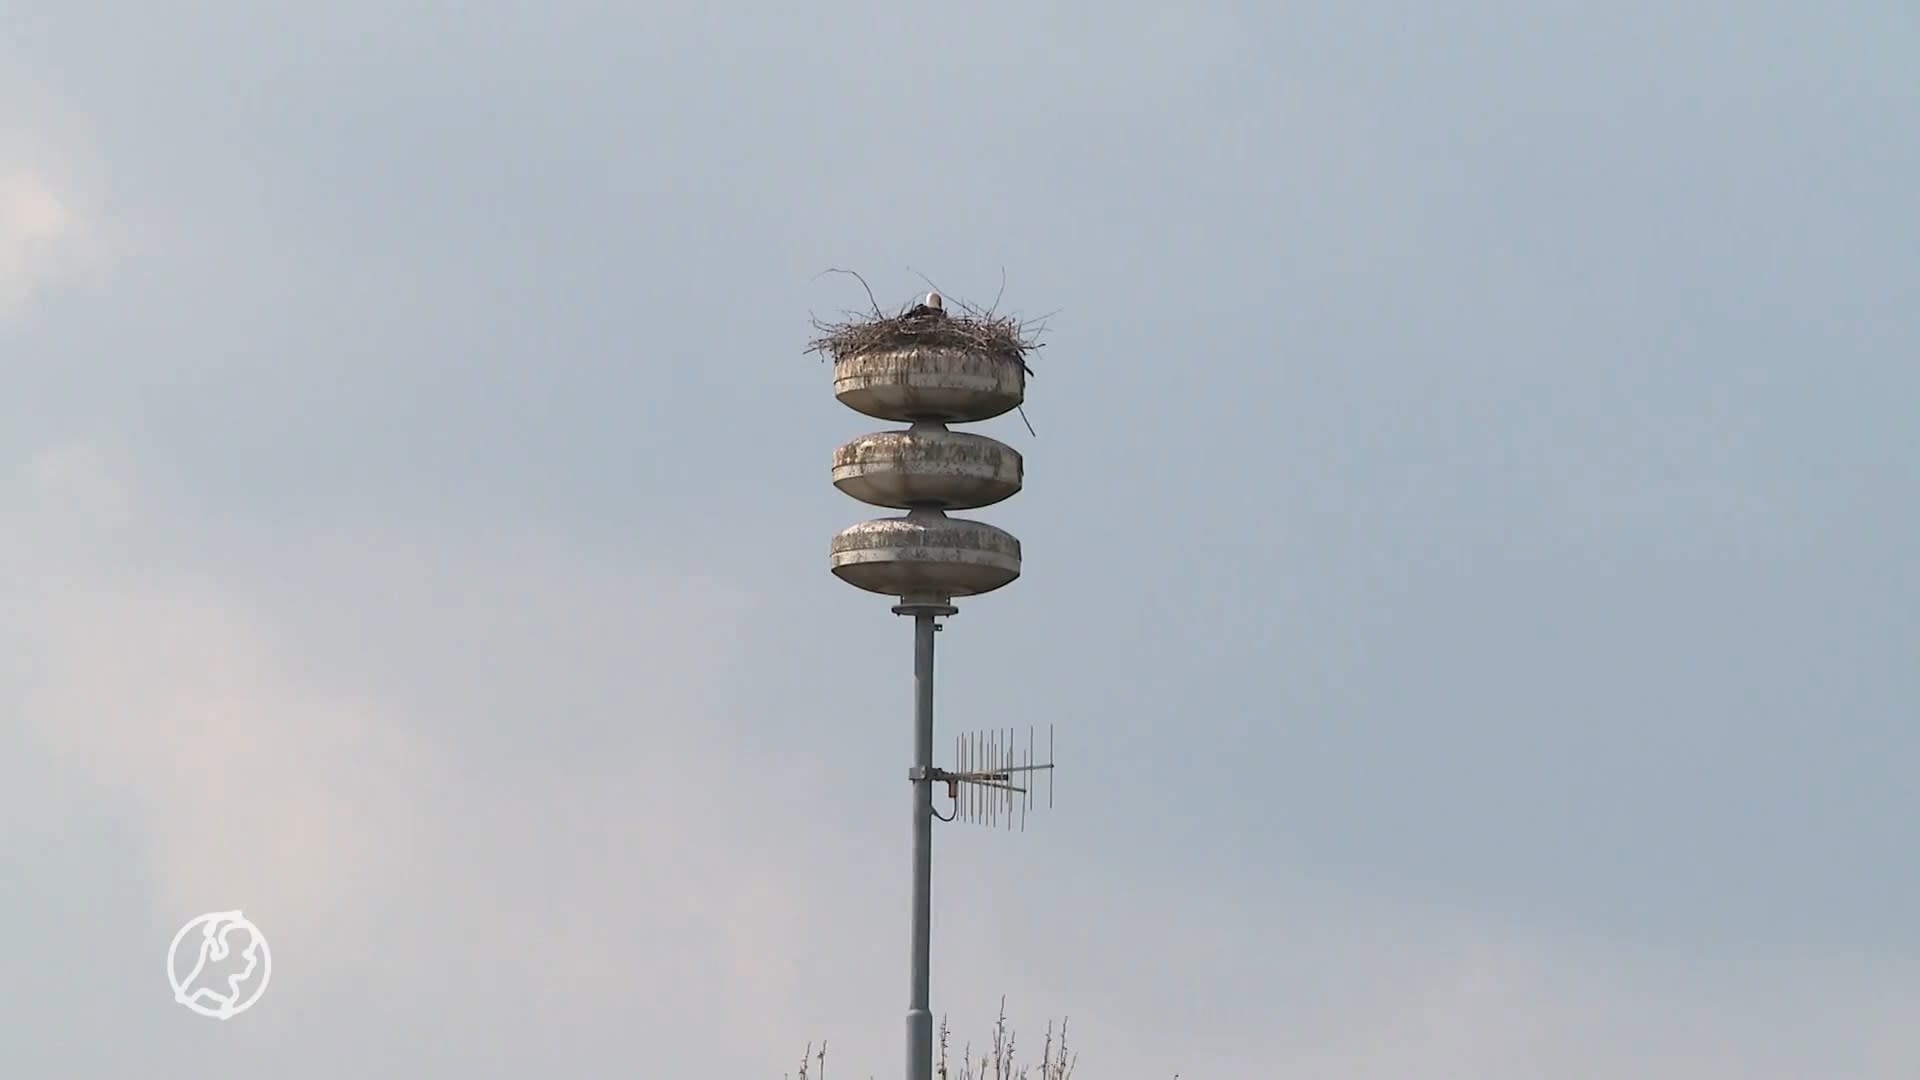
935,724,1055,831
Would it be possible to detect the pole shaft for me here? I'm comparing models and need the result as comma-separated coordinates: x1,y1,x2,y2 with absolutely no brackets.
907,611,935,1080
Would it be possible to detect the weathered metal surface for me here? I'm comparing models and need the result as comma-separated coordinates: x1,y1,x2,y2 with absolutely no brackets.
829,511,1021,598
833,424,1023,511
833,344,1025,424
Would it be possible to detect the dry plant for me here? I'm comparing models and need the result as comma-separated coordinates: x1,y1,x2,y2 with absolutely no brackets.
806,268,1048,377
937,998,1076,1080
787,1040,827,1080
787,996,1181,1079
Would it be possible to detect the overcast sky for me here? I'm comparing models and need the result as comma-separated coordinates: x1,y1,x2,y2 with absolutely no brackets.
3,2,1916,1077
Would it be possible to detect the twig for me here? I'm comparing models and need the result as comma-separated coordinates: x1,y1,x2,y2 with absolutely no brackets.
811,267,883,317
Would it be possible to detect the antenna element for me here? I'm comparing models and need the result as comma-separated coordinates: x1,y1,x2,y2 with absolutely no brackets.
941,725,1056,831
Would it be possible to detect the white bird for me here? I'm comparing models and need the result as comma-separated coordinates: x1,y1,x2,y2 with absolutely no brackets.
904,291,946,320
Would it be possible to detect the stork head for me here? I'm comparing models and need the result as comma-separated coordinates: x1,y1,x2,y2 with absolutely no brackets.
924,291,943,311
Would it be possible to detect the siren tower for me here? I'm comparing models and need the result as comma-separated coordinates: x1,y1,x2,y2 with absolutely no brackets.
824,296,1055,1080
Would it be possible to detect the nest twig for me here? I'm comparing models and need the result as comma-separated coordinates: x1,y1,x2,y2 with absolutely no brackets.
807,270,1046,376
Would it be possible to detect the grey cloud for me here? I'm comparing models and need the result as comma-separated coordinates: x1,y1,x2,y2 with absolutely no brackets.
3,2,1917,1076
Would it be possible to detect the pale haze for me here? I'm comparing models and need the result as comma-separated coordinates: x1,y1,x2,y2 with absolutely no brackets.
3,4,1916,1077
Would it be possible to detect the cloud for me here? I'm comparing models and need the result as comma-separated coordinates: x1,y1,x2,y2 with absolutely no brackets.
1,433,833,1073
5,435,1914,1078
0,166,89,315
908,866,1920,1080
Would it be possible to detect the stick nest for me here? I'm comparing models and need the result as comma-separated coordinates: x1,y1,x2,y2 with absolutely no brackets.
808,305,1041,375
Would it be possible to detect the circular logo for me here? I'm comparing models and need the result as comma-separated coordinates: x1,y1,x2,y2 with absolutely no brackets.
166,910,272,1020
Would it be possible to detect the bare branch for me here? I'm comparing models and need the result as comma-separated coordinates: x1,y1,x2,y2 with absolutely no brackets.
811,267,883,317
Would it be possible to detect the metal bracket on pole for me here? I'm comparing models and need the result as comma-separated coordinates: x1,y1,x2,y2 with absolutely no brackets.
892,602,958,619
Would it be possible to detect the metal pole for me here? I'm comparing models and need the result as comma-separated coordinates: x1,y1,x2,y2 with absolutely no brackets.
907,610,935,1080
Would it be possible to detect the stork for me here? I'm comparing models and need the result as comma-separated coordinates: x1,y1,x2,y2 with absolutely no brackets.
902,291,946,321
